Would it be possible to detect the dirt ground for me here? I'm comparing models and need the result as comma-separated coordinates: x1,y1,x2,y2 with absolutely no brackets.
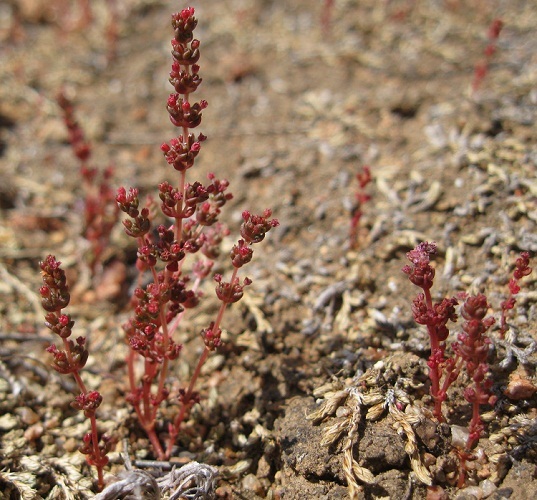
1,0,536,499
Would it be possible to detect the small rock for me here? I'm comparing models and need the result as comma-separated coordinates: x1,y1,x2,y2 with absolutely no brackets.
451,425,469,448
480,479,497,497
504,373,537,400
257,455,272,478
24,423,44,441
427,485,449,500
224,459,251,478
455,485,483,499
242,473,264,496
215,484,233,498
17,407,39,425
64,437,79,453
0,413,19,431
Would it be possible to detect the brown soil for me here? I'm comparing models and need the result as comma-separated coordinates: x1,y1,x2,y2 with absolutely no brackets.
1,1,536,499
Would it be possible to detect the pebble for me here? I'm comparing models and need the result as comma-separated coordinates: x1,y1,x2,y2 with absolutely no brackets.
242,473,264,496
257,455,272,478
504,373,537,400
24,423,44,441
454,480,498,500
0,413,19,431
455,485,482,499
480,479,497,497
427,485,448,500
451,424,469,448
64,437,79,453
224,459,252,478
17,407,39,425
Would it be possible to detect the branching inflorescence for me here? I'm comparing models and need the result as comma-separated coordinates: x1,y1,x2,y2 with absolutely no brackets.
403,242,459,421
116,6,278,461
39,255,112,491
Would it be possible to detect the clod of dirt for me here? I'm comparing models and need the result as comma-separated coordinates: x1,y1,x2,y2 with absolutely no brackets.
414,418,450,455
274,396,347,497
370,469,410,499
358,419,407,473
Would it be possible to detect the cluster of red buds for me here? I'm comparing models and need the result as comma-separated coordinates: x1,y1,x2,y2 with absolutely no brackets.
39,255,110,490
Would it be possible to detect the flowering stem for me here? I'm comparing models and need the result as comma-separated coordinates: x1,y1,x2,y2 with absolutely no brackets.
39,255,110,491
499,252,532,338
403,242,458,422
114,7,278,462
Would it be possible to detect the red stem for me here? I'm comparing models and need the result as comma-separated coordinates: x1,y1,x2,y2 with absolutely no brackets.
164,269,237,458
62,338,106,490
422,287,445,420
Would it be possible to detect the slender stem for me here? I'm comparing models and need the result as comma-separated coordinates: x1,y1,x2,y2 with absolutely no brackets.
155,292,172,404
70,369,88,395
439,355,462,402
174,157,187,243
87,411,105,489
164,268,239,458
184,348,210,408
156,356,170,408
165,346,210,458
127,348,137,399
499,305,508,338
62,338,106,489
430,362,442,421
421,286,444,420
145,426,166,461
142,359,155,421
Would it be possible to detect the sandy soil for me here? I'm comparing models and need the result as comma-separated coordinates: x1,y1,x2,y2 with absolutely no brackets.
0,0,536,498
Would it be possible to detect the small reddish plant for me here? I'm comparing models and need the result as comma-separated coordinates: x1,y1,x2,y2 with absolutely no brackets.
471,18,504,94
403,243,502,486
349,165,372,250
404,244,531,441
454,294,496,450
403,242,459,421
499,251,532,338
402,244,499,423
452,293,497,486
116,6,278,460
39,255,111,491
57,91,119,276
